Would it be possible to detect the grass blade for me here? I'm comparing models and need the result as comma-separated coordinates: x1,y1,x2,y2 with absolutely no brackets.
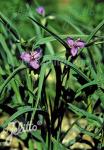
0,12,20,40
29,16,69,49
68,103,102,126
43,55,90,82
0,64,26,96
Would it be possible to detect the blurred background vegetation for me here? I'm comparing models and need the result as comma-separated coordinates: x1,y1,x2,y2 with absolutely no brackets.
0,0,104,38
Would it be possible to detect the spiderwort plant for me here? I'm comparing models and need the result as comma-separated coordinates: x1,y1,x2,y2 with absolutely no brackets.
20,48,42,69
1,2,104,150
66,37,85,57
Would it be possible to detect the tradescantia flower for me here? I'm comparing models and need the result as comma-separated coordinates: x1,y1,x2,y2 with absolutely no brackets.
36,6,45,16
20,48,42,69
66,37,85,57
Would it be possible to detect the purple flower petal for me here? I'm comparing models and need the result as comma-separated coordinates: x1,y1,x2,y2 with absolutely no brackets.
71,47,78,57
75,39,85,48
36,6,45,16
20,48,43,70
20,52,31,62
29,60,40,69
66,37,74,47
31,48,42,60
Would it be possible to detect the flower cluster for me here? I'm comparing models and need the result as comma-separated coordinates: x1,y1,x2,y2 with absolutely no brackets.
20,48,42,69
66,37,85,57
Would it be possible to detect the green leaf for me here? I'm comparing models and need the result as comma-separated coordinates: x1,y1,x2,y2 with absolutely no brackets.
29,139,35,150
86,19,104,44
30,62,49,123
0,64,26,96
76,123,100,139
37,63,48,101
0,106,33,129
35,34,88,46
32,131,47,150
78,19,104,55
57,15,83,34
29,16,69,49
0,34,14,65
96,88,104,106
42,55,90,82
51,137,67,150
0,12,20,40
76,80,97,94
67,103,102,126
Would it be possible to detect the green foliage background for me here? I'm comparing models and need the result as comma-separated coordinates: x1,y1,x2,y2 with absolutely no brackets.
0,0,104,149
0,0,104,37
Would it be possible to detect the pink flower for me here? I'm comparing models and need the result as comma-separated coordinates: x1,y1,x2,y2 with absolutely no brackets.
20,52,31,62
36,6,45,16
66,38,85,57
20,48,42,69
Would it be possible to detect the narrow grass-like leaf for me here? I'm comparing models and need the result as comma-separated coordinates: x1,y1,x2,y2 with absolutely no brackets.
0,106,33,129
76,80,97,93
46,42,55,55
28,139,34,150
0,12,20,40
30,62,49,124
35,34,88,46
76,123,99,139
29,16,69,49
68,103,102,126
78,19,104,55
0,34,14,65
86,19,104,44
96,88,104,106
0,64,26,96
51,137,67,150
42,55,90,82
31,131,47,150
57,15,83,34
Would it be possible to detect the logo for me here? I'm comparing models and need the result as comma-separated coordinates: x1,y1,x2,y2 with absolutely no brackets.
1,120,42,145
